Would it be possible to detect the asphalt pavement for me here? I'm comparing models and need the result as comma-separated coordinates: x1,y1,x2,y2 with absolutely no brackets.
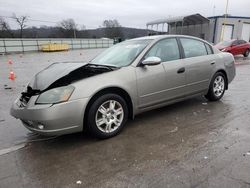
0,50,250,188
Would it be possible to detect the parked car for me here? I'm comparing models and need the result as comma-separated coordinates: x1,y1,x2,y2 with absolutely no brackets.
10,35,236,139
215,39,250,57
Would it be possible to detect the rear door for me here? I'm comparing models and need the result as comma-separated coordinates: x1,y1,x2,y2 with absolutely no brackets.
179,37,214,94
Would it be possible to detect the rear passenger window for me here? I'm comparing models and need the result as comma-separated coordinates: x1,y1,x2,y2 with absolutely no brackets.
205,43,213,55
144,38,180,62
180,38,208,58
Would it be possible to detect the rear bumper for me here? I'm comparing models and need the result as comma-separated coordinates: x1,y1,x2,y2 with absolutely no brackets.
10,96,89,136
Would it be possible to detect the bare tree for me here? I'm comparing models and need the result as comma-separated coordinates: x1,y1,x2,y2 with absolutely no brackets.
102,19,122,39
59,18,78,38
0,18,13,37
102,19,121,28
12,14,28,38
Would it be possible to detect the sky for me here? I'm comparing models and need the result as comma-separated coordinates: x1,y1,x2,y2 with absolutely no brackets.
0,0,250,30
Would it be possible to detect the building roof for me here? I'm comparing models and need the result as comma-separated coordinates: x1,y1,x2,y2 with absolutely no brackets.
208,15,250,20
146,14,209,26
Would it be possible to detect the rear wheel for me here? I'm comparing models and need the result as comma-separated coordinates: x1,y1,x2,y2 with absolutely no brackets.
244,49,249,57
87,93,128,139
205,72,226,101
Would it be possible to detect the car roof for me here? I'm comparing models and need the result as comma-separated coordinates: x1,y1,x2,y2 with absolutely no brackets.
129,35,212,44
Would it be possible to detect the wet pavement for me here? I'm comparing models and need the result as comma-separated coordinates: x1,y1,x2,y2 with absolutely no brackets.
0,50,250,188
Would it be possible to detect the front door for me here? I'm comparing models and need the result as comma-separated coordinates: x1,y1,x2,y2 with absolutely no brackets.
136,38,186,109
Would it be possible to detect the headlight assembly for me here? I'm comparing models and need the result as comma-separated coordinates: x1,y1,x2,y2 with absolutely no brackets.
36,85,75,104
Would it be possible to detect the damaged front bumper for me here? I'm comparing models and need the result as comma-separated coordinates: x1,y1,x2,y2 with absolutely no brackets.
10,95,89,136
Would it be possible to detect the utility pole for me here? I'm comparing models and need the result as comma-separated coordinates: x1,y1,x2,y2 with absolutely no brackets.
220,0,229,41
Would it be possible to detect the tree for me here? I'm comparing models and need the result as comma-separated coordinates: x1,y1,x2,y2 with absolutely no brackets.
102,19,121,28
59,18,78,38
102,19,123,39
12,14,28,38
0,18,13,37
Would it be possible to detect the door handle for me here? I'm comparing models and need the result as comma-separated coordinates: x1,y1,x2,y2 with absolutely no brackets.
177,67,185,74
211,61,215,65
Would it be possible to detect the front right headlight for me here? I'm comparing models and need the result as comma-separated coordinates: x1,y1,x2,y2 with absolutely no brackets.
36,85,75,104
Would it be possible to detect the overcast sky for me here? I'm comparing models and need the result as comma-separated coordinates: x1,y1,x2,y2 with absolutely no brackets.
0,0,250,29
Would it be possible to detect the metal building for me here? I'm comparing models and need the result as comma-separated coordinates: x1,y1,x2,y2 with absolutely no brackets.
146,14,250,44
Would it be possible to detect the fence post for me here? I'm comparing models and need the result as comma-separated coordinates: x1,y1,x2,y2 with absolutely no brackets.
71,39,74,50
21,39,24,53
36,39,39,51
3,39,7,54
80,39,83,49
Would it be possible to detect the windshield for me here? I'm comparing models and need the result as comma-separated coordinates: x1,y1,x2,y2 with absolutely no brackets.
90,39,152,67
216,40,234,47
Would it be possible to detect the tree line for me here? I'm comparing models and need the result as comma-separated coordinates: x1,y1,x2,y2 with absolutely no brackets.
0,14,123,39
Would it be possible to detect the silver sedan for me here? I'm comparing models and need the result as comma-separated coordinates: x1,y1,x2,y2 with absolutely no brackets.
10,35,236,138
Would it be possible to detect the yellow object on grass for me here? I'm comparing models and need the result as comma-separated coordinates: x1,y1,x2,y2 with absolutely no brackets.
41,43,69,52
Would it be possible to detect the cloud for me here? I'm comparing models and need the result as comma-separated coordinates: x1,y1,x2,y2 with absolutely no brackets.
0,0,249,29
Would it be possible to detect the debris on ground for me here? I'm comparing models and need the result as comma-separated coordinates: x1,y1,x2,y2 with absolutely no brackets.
76,180,82,185
243,151,250,156
193,112,198,116
4,86,12,90
0,119,5,122
202,102,208,105
4,84,12,90
204,156,208,159
169,127,178,133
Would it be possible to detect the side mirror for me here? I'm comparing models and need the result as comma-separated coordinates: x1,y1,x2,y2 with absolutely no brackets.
141,57,161,66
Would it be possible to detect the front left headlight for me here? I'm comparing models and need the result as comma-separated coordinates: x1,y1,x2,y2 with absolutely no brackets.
36,85,75,104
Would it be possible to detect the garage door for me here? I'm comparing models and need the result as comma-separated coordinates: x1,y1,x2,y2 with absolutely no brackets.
242,23,250,42
222,25,233,41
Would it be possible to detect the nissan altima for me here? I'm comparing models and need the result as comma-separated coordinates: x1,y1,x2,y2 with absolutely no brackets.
10,35,236,138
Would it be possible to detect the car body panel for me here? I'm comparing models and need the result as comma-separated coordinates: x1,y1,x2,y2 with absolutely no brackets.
10,35,236,136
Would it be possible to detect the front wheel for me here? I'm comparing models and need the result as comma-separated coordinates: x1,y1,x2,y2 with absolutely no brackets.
87,93,128,139
205,72,226,101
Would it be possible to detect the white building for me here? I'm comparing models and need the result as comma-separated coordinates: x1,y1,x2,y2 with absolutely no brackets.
146,14,250,44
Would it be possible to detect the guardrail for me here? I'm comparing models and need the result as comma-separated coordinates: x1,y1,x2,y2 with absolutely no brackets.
0,38,114,54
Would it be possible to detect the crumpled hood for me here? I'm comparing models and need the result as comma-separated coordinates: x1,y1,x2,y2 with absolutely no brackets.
28,62,115,91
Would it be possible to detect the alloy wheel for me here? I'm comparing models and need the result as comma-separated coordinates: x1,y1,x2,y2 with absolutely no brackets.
213,75,225,97
95,100,124,133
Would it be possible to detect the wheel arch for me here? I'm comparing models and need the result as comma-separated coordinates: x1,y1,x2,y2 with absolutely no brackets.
83,87,134,130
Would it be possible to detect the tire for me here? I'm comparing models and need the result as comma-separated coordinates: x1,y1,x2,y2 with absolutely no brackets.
205,72,226,101
244,49,249,57
87,93,128,139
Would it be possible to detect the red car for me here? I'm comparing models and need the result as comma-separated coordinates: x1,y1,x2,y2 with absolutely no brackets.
215,39,250,57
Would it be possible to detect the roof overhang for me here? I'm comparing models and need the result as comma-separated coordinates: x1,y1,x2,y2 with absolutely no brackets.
147,14,210,26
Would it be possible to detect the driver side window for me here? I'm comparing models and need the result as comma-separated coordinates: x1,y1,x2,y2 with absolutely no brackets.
144,38,180,62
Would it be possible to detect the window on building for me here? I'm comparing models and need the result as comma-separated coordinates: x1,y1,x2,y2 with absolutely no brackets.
180,38,208,58
144,38,180,62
